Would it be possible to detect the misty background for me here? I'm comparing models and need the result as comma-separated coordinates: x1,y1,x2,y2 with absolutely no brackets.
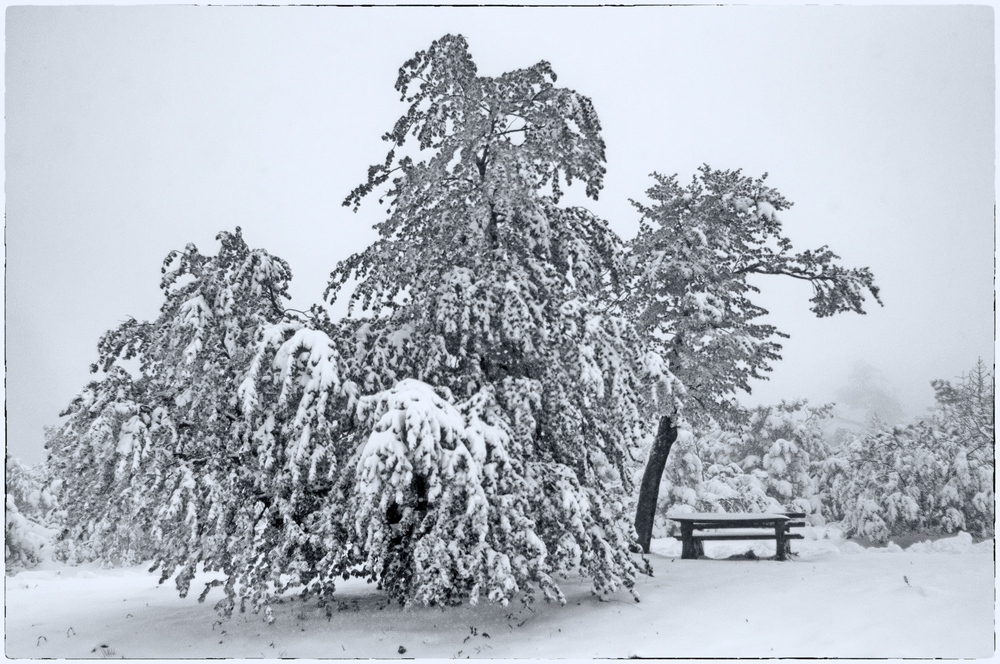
6,5,995,464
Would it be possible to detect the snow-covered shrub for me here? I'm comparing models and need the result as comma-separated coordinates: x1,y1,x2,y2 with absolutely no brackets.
348,379,547,606
825,361,994,543
747,401,833,520
5,456,57,571
651,425,779,536
652,401,833,534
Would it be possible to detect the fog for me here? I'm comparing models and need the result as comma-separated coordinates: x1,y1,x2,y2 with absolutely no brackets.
6,5,994,464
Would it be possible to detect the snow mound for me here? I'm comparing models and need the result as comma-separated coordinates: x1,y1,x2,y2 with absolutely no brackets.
905,531,991,554
837,541,867,554
649,537,682,558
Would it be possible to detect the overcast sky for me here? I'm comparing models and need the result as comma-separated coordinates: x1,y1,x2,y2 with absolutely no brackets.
6,5,995,464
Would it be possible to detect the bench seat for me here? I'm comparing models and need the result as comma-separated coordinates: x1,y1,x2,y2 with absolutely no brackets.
693,532,805,542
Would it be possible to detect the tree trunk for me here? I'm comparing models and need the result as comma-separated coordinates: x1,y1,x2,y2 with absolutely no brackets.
634,415,679,553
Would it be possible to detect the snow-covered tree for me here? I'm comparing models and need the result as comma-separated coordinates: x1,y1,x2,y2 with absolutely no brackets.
627,166,881,548
330,34,669,603
5,456,57,571
651,427,780,537
834,361,906,427
43,229,327,615
824,361,994,543
44,34,673,614
628,166,882,425
929,359,994,468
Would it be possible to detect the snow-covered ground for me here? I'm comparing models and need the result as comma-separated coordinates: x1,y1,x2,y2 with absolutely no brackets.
6,527,994,659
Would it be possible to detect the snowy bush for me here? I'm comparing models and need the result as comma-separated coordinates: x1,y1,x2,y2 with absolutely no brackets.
5,456,57,571
825,361,994,543
652,401,834,535
654,426,780,526
347,380,546,605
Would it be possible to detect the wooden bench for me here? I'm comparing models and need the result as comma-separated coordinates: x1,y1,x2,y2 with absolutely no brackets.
667,512,806,561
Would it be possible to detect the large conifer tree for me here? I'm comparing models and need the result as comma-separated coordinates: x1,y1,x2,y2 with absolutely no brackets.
329,34,672,603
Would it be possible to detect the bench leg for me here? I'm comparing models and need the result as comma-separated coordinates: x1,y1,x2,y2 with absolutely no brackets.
681,538,705,559
775,525,787,561
680,523,700,559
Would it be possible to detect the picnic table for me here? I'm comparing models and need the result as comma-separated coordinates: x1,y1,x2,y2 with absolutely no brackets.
667,512,805,561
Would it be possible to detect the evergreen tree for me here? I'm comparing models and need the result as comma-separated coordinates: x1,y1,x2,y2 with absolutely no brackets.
834,361,906,427
330,34,671,603
653,426,781,537
824,360,994,543
736,401,833,519
628,166,882,425
43,229,327,616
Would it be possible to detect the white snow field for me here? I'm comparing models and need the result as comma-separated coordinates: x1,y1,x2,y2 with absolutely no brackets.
6,528,994,659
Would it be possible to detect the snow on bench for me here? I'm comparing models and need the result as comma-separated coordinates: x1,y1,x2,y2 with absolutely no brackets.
667,512,806,561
